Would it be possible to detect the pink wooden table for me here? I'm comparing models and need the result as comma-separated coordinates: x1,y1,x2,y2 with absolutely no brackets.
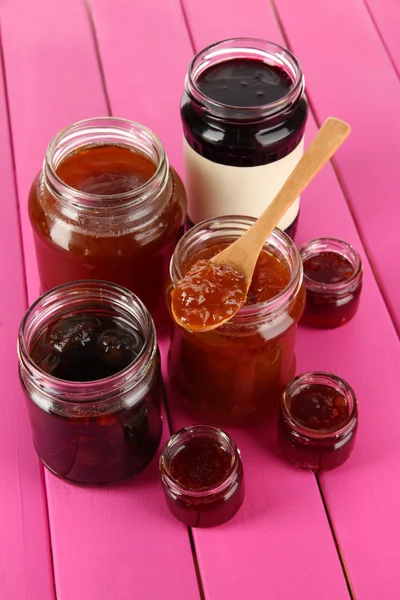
1,0,399,598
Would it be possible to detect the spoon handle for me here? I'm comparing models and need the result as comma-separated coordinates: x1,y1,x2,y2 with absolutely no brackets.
213,117,351,280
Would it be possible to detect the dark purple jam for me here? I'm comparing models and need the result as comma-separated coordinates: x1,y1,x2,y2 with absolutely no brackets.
181,58,308,168
197,58,293,107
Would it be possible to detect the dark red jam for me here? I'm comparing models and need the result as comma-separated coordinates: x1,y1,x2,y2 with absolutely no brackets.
160,426,244,528
300,239,363,329
303,252,354,285
278,373,358,472
25,312,162,484
169,437,232,490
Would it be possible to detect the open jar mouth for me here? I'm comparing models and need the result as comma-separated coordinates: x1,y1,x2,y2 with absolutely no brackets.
186,37,304,121
281,371,358,438
300,237,363,294
159,425,240,498
17,280,157,409
170,215,303,327
43,117,169,212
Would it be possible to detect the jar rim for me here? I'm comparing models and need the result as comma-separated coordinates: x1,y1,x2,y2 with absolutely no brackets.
281,371,358,438
169,215,303,327
43,116,169,212
300,237,363,294
186,37,304,121
17,280,157,409
159,425,241,498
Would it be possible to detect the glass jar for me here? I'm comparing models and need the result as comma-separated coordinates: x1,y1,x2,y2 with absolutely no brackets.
300,238,363,328
278,372,358,472
29,117,187,329
167,216,305,425
181,38,308,236
159,425,244,527
17,280,163,485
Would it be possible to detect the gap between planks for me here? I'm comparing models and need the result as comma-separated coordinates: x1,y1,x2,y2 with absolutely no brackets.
84,2,206,597
0,19,58,600
362,0,400,81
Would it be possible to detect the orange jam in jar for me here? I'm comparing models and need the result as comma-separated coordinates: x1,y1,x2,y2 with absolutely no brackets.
167,217,305,425
29,118,187,329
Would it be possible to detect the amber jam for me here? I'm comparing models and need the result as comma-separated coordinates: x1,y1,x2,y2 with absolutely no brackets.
29,118,186,329
160,426,244,527
171,259,247,332
181,38,308,233
167,217,305,425
18,281,162,485
278,372,358,472
300,238,363,329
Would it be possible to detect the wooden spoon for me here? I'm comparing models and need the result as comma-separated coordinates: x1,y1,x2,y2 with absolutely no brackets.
172,117,351,332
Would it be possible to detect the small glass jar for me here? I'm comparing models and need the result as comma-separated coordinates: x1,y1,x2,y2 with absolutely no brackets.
159,426,244,528
167,216,305,425
29,117,187,329
300,238,363,329
17,280,163,485
278,372,358,472
181,38,308,236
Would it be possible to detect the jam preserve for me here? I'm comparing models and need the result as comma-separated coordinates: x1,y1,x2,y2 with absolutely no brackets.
171,258,248,332
300,238,363,328
160,426,244,527
167,217,305,425
181,38,308,234
278,372,358,472
29,117,187,329
18,281,162,485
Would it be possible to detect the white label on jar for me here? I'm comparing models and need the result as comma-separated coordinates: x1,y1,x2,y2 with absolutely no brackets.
184,136,304,230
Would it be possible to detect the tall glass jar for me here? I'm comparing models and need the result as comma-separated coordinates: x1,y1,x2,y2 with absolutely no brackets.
181,38,308,236
166,217,305,425
18,280,162,485
29,117,187,329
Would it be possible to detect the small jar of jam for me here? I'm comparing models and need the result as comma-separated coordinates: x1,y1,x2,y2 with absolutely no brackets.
181,38,308,236
29,117,187,329
278,372,358,472
167,216,305,425
17,280,163,485
300,238,363,328
159,425,244,527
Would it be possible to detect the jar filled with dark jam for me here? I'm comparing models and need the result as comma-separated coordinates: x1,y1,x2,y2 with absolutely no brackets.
160,426,244,527
181,38,308,236
278,372,358,472
166,216,305,425
29,117,187,329
17,281,162,485
300,238,363,328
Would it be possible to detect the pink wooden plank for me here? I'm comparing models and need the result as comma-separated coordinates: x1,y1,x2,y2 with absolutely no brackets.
364,0,400,79
175,0,400,598
274,0,400,334
1,1,199,598
0,50,54,600
89,0,351,596
90,0,194,175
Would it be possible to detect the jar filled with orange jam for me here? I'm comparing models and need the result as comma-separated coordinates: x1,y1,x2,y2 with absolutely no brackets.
29,118,187,329
167,216,305,425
